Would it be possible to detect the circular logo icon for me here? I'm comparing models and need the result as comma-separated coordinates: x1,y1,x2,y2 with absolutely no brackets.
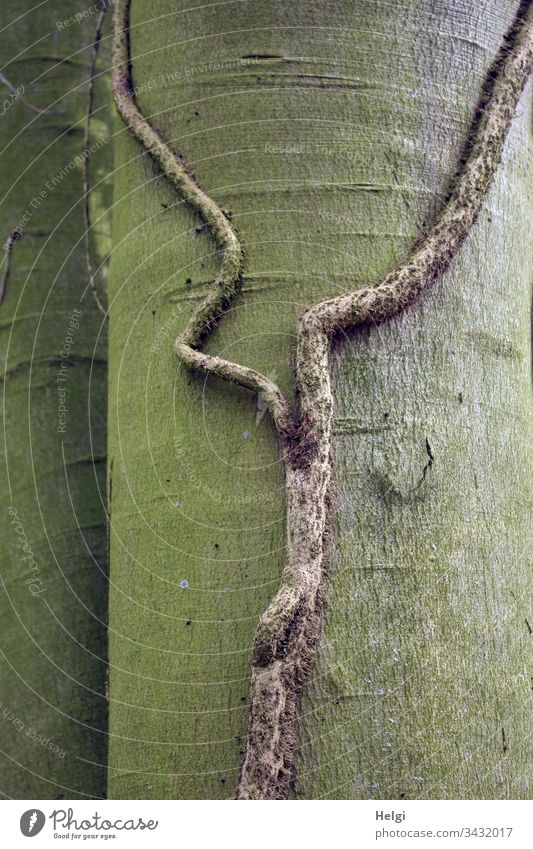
20,810,46,837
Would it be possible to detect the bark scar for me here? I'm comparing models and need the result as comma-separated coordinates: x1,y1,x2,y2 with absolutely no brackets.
112,0,533,800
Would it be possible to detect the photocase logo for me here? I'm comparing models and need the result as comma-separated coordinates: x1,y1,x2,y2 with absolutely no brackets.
20,809,45,837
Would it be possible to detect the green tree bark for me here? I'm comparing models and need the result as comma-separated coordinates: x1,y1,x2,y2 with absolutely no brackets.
108,0,532,799
0,2,111,798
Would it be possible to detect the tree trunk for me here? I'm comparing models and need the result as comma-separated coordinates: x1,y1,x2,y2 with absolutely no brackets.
0,2,111,798
108,0,532,799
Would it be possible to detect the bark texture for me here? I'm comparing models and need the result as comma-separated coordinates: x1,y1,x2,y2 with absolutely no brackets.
106,3,528,796
0,2,111,798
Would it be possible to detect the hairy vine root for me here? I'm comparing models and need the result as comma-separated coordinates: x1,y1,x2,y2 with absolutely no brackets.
113,0,533,800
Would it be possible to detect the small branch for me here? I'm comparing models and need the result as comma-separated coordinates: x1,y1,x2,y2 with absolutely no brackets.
237,1,533,799
112,0,290,428
0,72,56,116
0,231,22,305
83,0,109,318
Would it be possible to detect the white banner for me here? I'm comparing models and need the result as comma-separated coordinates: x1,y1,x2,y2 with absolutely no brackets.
1,799,531,848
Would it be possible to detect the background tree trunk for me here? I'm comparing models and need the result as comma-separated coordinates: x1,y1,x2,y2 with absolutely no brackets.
0,2,111,798
108,0,532,798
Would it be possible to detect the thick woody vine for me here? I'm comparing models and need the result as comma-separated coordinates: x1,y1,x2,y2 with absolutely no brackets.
112,0,533,800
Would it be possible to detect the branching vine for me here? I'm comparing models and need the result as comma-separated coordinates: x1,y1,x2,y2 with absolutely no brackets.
112,0,533,800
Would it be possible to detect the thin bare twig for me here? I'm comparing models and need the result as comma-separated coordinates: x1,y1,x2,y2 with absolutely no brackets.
0,72,57,116
83,0,109,317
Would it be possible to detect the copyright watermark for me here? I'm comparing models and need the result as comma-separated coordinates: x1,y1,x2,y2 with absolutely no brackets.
7,506,46,596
